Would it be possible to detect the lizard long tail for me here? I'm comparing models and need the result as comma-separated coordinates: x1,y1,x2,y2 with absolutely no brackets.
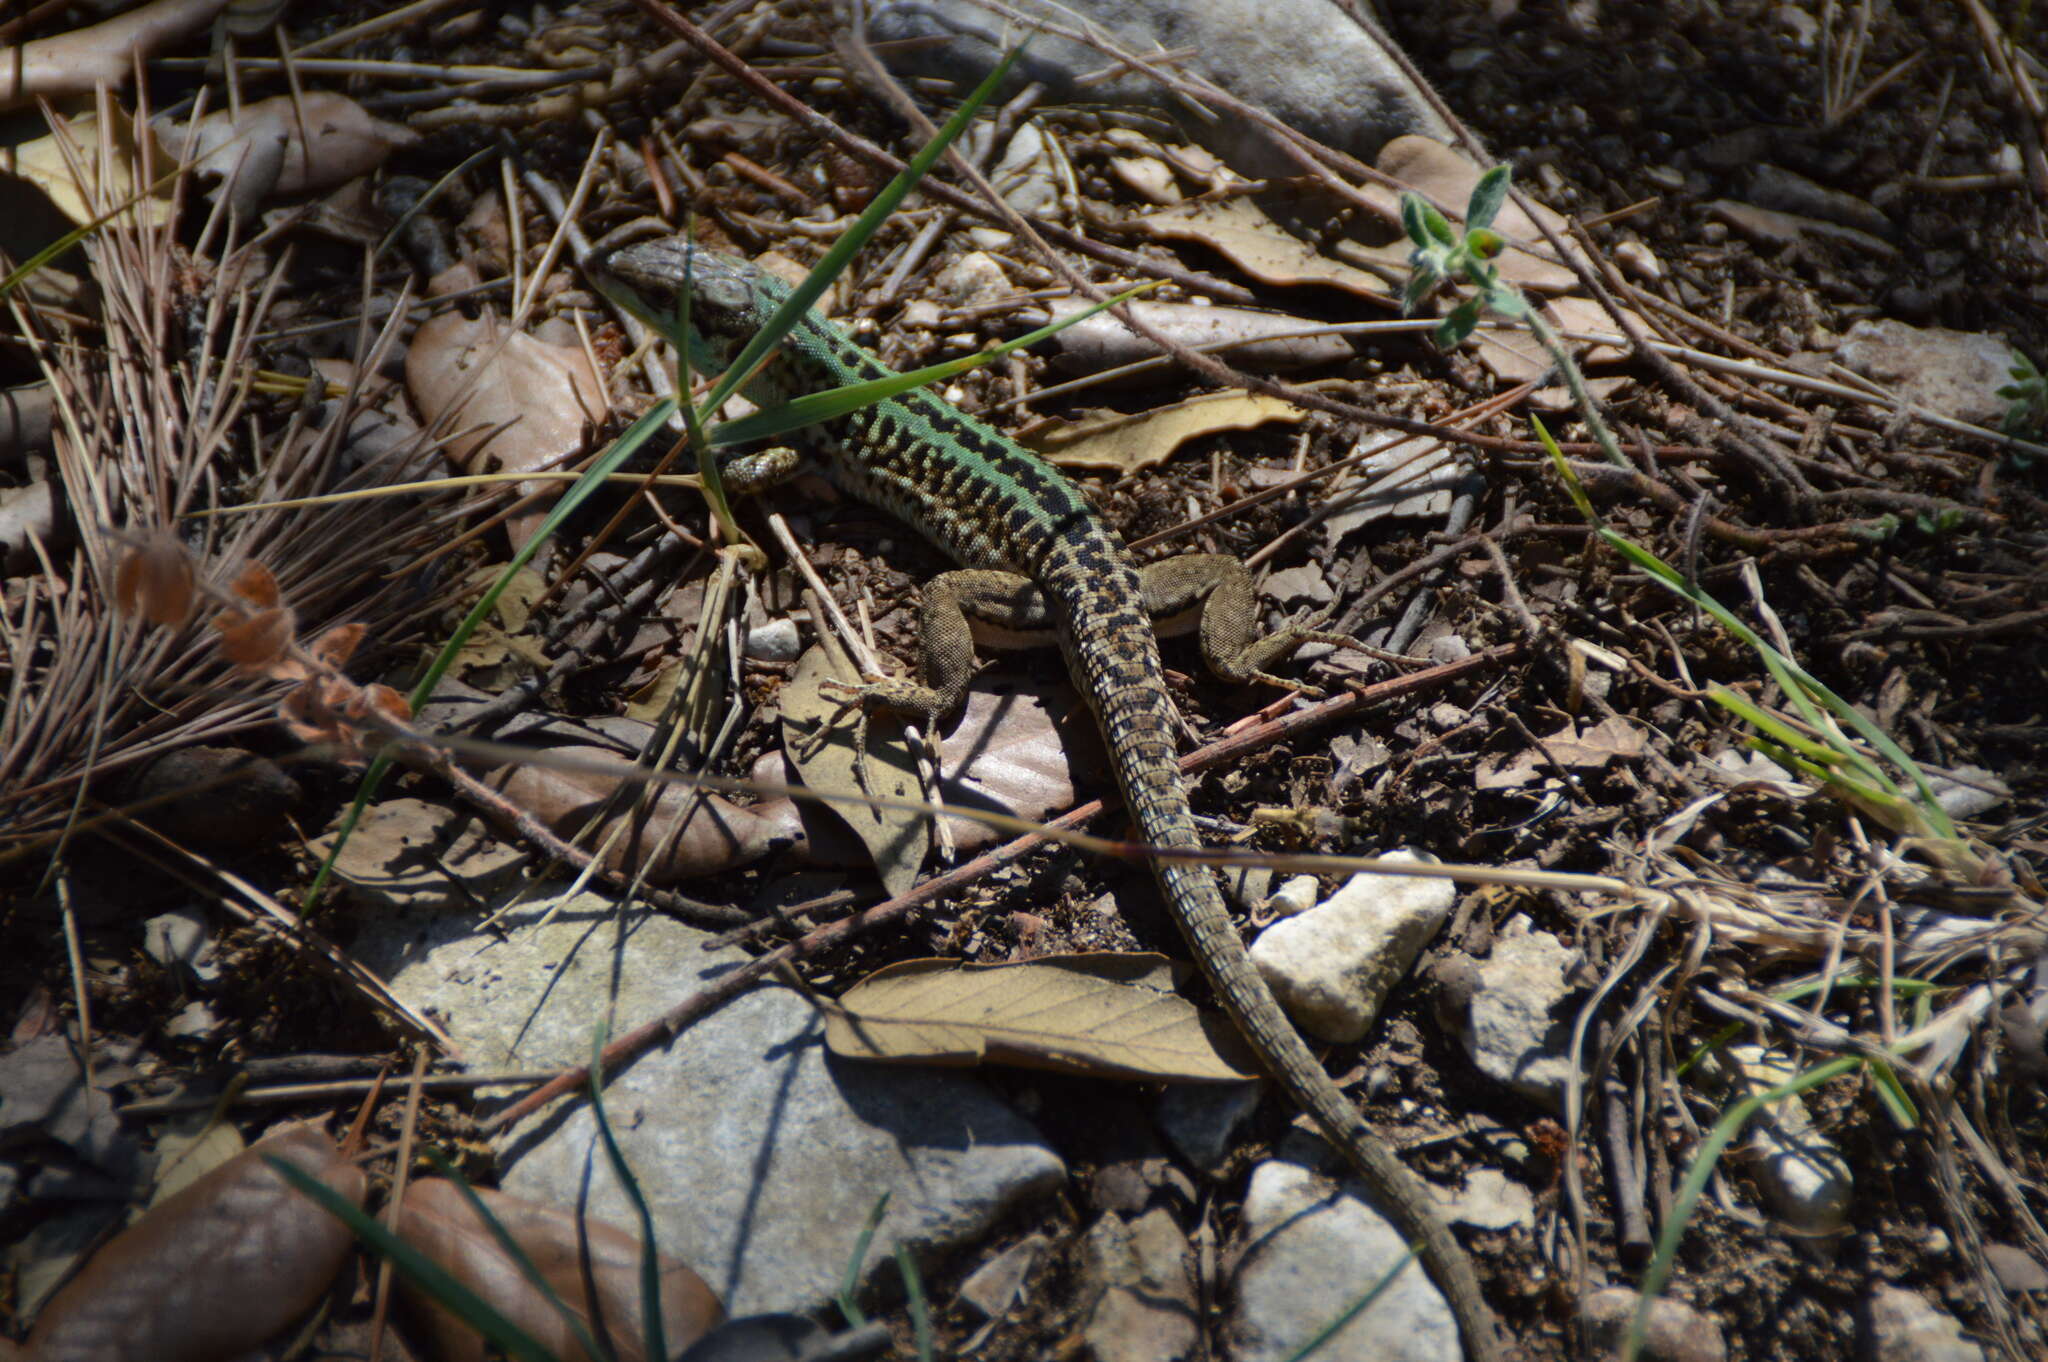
1059,576,1505,1362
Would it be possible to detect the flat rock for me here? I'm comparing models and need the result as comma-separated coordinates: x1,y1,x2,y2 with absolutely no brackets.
1449,916,1580,1110
1250,851,1456,1044
1857,1285,1985,1362
354,892,1066,1316
865,0,1451,179
1837,318,2023,428
1223,1134,1458,1362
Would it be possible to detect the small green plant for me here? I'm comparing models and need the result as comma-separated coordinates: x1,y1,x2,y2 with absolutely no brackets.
1400,165,1516,350
1401,166,1629,469
1996,350,2047,441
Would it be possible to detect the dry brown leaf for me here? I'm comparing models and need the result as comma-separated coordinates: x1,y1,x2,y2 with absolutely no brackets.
485,745,801,882
24,1121,364,1362
932,675,1085,854
114,540,196,628
779,643,928,897
0,0,227,110
213,605,296,675
826,952,1262,1081
227,560,281,609
1024,387,1321,474
392,1178,724,1362
405,315,607,551
170,92,419,208
1476,715,1647,790
146,1118,246,1208
3,107,175,230
1132,196,1395,300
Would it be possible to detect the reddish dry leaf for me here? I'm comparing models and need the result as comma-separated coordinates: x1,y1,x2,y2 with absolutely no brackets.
392,1179,723,1362
24,1121,364,1362
363,684,412,726
309,621,367,669
113,540,195,628
212,605,296,674
226,560,281,610
485,748,801,881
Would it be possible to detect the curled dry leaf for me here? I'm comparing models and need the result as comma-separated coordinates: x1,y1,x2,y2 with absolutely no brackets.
393,1178,723,1362
212,605,297,675
0,0,226,110
309,621,367,669
113,540,196,628
1024,386,1327,475
24,1121,364,1362
226,560,281,609
484,746,802,882
404,312,607,551
279,677,407,763
826,952,1263,1082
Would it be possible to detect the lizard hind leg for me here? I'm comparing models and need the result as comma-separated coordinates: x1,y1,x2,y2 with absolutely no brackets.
810,568,1056,774
1140,554,1363,696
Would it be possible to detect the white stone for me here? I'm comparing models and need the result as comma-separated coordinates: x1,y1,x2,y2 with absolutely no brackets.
1250,851,1455,1044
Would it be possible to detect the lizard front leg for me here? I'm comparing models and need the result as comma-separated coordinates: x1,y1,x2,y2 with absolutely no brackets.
816,568,1054,751
1140,554,1360,694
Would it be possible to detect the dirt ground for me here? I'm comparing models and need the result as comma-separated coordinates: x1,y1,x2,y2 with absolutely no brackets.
2,1,2044,1360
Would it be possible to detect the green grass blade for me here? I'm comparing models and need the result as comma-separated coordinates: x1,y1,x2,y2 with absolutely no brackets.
305,397,678,909
1625,1056,1861,1361
694,41,1028,423
706,280,1160,448
836,1193,891,1328
897,1242,934,1362
586,1029,666,1362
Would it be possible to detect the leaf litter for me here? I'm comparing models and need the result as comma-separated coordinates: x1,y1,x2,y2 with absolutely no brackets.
3,2,2045,1360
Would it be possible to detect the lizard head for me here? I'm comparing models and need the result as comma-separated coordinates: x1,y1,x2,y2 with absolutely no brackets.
595,237,782,372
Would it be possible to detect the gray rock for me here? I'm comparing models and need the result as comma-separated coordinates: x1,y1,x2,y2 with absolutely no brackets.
355,893,1066,1316
1224,1137,1459,1362
143,907,220,984
1581,1286,1728,1362
958,1233,1051,1320
1080,1209,1199,1362
1723,1045,1852,1236
1250,850,1456,1044
864,0,1451,179
1451,916,1579,1110
1434,1168,1533,1233
1837,319,2024,428
1156,1080,1263,1175
743,617,803,663
1981,1242,2048,1294
1857,1285,1986,1362
1263,875,1320,918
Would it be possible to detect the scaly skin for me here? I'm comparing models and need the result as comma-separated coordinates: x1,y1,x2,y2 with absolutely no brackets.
602,239,1505,1362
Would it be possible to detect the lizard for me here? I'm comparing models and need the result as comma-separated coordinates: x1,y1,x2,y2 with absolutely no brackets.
600,237,1506,1362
